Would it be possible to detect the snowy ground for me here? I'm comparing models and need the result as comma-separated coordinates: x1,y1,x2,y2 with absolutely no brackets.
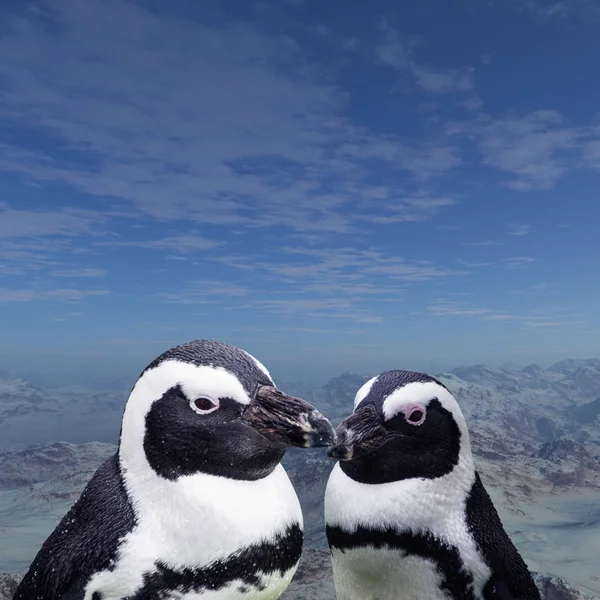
495,490,600,597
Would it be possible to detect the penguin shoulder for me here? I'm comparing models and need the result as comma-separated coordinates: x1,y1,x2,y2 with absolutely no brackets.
466,472,541,600
14,453,135,600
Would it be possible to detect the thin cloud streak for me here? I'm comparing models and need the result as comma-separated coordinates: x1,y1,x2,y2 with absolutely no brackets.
0,0,461,236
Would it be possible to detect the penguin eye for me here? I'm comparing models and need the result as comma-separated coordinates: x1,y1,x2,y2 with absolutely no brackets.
190,395,219,415
405,407,426,426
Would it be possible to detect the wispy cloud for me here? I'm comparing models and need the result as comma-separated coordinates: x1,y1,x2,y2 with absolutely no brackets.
511,282,557,294
0,0,460,238
159,281,253,304
426,301,583,328
456,259,494,268
96,337,180,346
156,246,465,321
494,0,599,19
584,139,600,170
249,298,385,322
452,110,581,190
504,0,570,17
52,268,107,278
463,240,507,247
52,311,84,322
503,256,536,267
377,21,473,94
0,288,109,302
508,224,531,236
427,303,493,317
229,246,467,283
0,205,103,238
105,235,222,254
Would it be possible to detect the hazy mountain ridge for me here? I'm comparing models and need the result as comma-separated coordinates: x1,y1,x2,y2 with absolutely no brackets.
0,359,599,599
0,381,125,450
0,442,115,490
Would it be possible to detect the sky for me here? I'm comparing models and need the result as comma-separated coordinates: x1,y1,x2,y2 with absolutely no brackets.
1,0,600,386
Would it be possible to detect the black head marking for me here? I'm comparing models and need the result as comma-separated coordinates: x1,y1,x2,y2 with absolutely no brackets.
338,398,461,484
141,340,273,396
144,384,286,481
335,370,460,485
135,341,283,481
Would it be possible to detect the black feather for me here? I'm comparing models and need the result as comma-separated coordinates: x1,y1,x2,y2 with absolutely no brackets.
466,472,541,600
483,573,516,599
13,453,135,600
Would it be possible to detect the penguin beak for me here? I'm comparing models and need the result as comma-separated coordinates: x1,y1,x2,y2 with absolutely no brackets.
328,404,385,461
244,385,336,448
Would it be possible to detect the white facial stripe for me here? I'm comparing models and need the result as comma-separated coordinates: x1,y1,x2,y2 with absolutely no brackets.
382,381,451,420
143,360,250,408
354,376,378,409
244,351,273,383
180,365,251,405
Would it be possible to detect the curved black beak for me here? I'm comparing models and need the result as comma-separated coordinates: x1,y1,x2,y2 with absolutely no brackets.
327,404,385,461
244,385,336,448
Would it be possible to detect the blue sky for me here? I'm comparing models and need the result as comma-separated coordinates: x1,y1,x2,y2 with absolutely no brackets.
1,0,599,386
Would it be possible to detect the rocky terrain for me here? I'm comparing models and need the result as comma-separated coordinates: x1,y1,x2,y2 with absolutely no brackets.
0,358,599,599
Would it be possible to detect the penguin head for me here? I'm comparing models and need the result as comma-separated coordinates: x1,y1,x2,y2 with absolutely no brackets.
328,370,472,485
119,340,335,481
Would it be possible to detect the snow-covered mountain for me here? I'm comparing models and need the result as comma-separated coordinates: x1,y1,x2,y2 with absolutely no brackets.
0,359,599,599
0,441,115,489
1,437,597,599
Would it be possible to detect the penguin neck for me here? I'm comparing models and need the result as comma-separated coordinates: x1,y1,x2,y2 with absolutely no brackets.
118,447,303,568
326,440,476,535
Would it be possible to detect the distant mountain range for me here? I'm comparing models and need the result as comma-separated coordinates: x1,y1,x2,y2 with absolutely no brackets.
0,358,599,599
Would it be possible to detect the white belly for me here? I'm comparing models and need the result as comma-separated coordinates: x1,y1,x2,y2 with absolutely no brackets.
83,464,303,599
331,546,449,600
324,464,491,600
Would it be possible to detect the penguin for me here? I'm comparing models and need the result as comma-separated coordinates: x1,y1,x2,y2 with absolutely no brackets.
324,370,541,600
15,339,336,600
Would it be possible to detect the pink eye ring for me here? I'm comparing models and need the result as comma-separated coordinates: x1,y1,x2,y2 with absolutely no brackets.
403,405,426,426
190,395,219,415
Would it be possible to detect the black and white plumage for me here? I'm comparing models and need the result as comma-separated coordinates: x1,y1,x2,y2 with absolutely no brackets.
15,340,335,600
324,370,541,600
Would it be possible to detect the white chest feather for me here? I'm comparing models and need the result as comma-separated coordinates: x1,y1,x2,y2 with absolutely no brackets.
84,464,302,599
324,462,491,600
